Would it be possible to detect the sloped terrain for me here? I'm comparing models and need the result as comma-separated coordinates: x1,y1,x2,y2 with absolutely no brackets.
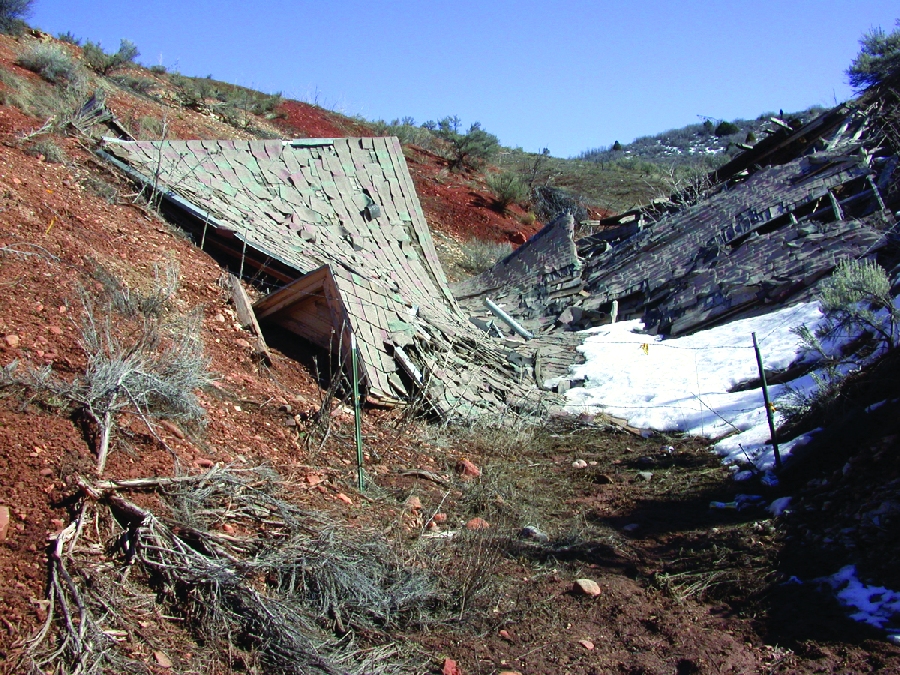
0,28,899,675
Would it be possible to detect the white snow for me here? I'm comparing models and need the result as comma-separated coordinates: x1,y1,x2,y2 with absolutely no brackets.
558,298,900,633
561,302,824,469
822,565,900,630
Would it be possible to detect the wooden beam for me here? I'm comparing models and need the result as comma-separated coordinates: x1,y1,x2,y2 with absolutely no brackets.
227,273,273,365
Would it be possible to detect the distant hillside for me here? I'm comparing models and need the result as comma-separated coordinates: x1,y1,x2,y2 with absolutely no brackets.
577,106,828,166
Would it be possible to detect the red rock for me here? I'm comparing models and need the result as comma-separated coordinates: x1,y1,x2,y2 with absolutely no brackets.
160,420,185,439
499,671,522,675
154,650,173,668
48,326,62,335
39,467,53,476
235,338,251,349
498,629,511,640
336,492,352,504
0,506,9,541
442,658,462,675
578,639,595,650
4,334,19,348
221,523,235,534
305,473,324,486
455,458,481,479
466,517,490,530
195,458,214,468
432,512,448,523
405,496,422,511
510,231,527,245
573,578,602,596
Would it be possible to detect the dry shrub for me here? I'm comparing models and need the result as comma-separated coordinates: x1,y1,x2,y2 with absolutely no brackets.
457,238,512,275
22,466,434,675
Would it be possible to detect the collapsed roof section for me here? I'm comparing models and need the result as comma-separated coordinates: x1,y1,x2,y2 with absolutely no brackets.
454,103,899,389
100,137,546,419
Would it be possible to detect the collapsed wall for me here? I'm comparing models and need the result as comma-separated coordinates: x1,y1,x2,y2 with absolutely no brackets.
452,103,899,391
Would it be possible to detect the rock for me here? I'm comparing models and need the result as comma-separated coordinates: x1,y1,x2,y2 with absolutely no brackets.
442,658,462,675
235,338,251,349
279,403,293,414
455,458,481,479
520,525,549,543
578,639,595,650
572,578,602,596
195,458,214,469
405,496,422,511
572,459,588,469
498,629,511,640
48,326,62,335
0,506,9,541
154,651,173,669
499,672,522,675
432,512,448,523
39,467,53,477
466,517,490,530
4,334,19,348
214,314,226,323
336,492,353,505
636,471,653,482
160,420,185,440
221,523,235,534
305,473,324,486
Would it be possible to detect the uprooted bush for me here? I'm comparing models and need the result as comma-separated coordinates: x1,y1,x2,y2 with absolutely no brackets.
19,465,437,675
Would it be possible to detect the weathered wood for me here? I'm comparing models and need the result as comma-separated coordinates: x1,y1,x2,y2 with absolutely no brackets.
228,273,273,365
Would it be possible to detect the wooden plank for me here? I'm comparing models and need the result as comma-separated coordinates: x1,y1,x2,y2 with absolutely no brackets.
253,266,329,319
227,273,273,365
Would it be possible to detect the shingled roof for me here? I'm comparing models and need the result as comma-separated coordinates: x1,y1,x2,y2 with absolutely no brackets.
100,137,546,418
451,103,899,391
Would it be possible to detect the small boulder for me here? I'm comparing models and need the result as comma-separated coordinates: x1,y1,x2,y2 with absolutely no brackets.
636,471,653,482
572,578,602,597
405,496,423,512
572,459,588,469
4,334,20,348
195,458,214,469
432,512,448,523
520,525,549,543
0,506,9,541
336,492,353,505
442,658,462,675
154,651,173,669
466,517,490,530
578,639,595,650
455,458,481,479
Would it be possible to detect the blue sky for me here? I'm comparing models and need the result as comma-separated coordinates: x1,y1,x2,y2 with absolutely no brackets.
32,0,898,157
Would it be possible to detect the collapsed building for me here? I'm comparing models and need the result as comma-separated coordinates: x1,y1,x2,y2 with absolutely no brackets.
454,92,899,392
99,137,548,419
97,79,899,414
